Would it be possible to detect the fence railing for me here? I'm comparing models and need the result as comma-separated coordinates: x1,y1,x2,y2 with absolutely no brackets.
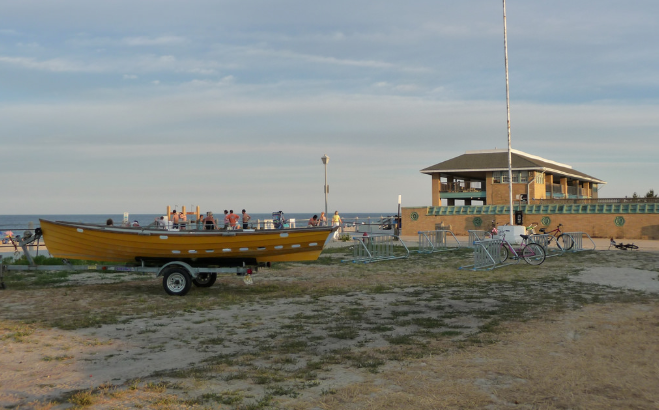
528,233,565,258
342,234,410,263
467,230,488,248
533,197,659,205
459,239,505,271
563,232,596,252
417,230,461,253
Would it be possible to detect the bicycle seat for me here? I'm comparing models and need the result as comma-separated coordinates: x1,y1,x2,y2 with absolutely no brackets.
538,228,546,233
520,234,529,240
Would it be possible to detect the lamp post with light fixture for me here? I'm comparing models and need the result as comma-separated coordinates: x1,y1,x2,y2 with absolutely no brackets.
321,155,329,221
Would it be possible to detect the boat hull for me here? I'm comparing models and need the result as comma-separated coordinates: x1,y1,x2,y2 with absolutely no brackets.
39,219,336,265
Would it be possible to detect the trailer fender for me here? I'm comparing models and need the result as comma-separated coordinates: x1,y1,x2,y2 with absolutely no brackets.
157,261,196,279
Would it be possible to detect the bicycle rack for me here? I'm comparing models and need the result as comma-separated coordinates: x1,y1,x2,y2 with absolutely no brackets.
529,234,565,258
563,232,596,252
459,239,515,271
417,230,462,254
467,230,487,248
342,234,410,263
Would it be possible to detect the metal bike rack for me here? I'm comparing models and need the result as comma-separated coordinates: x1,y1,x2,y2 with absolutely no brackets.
563,232,596,252
459,239,511,271
529,234,565,258
417,230,462,254
467,230,487,248
343,234,410,263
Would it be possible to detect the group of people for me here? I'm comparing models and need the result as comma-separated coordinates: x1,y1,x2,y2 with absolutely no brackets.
308,211,343,240
201,209,251,230
149,209,343,236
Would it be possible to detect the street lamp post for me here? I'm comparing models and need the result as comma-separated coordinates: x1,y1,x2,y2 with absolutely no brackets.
321,154,329,221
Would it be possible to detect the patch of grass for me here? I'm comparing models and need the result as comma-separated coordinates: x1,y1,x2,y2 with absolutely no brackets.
384,333,418,345
239,394,274,410
266,385,300,398
278,339,309,353
438,330,464,337
52,312,121,330
224,371,250,381
144,381,168,393
42,355,74,362
198,336,226,346
281,323,306,331
327,325,360,340
367,284,394,294
351,353,386,373
0,322,36,342
67,390,95,406
252,369,285,385
201,390,245,405
411,317,447,328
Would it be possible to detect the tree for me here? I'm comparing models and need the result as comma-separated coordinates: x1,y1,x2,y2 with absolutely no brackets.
632,192,639,199
646,189,657,198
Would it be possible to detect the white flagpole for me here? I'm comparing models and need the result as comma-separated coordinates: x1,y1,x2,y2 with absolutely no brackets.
503,0,514,225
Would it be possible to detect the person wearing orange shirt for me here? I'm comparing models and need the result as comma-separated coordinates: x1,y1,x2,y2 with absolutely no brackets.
227,210,240,230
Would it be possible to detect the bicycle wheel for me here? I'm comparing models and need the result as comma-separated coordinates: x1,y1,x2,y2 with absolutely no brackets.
557,234,574,251
522,243,546,265
499,244,509,263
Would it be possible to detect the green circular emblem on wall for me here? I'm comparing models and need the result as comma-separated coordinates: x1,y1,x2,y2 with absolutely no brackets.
541,217,551,226
614,216,625,226
473,217,483,227
410,211,419,221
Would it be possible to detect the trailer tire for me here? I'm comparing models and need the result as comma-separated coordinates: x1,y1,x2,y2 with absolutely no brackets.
162,266,192,296
193,272,217,287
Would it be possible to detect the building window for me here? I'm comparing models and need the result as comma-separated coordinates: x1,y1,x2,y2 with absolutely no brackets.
493,171,529,184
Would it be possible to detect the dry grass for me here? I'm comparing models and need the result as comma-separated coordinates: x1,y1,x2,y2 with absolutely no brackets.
1,248,659,409
306,302,659,409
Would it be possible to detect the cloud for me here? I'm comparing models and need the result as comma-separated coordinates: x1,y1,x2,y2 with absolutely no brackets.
0,55,103,72
121,35,187,46
240,46,431,73
0,53,224,75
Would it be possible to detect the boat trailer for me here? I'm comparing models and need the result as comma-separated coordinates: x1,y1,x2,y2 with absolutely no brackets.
0,228,259,296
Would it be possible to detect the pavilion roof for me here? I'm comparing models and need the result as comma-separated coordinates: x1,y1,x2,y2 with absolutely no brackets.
420,149,605,183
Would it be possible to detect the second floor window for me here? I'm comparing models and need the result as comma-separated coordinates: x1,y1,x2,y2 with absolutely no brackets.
493,171,529,183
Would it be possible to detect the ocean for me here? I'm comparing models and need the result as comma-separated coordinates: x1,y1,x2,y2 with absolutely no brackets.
0,212,396,231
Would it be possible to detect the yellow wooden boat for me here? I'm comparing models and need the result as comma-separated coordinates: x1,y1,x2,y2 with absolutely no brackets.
39,219,337,265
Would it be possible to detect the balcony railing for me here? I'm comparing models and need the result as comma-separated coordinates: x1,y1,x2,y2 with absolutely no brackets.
533,197,659,205
440,183,483,193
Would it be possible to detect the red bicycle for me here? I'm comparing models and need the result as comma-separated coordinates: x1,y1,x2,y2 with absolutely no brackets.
538,224,574,251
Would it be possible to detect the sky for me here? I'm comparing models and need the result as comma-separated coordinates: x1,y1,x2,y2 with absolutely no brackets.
1,0,658,215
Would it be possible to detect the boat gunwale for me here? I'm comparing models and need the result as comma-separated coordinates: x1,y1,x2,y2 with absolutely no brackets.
39,219,337,237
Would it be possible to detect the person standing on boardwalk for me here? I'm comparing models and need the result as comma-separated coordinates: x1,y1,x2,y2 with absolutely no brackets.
332,211,342,239
227,210,240,230
242,209,251,229
171,209,180,229
319,212,327,226
178,211,187,230
223,210,229,229
204,212,217,230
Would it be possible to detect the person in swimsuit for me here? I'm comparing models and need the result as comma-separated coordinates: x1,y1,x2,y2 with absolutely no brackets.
242,209,251,229
204,212,216,230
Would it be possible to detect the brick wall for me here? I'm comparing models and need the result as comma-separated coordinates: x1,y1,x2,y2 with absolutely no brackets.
403,207,659,240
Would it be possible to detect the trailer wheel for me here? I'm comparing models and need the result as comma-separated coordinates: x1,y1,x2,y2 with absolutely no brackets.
193,272,217,287
162,266,192,296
